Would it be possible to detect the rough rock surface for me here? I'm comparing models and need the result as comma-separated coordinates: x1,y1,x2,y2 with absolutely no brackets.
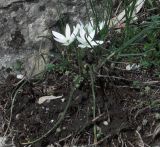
0,0,87,74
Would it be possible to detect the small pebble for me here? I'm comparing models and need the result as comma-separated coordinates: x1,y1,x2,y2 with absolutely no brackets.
50,120,54,123
103,121,109,126
16,74,24,79
126,64,140,71
15,113,21,120
155,113,160,120
56,128,61,133
46,108,49,111
62,127,66,130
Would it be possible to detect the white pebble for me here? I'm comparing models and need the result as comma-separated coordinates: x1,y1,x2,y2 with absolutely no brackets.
126,64,140,71
50,120,54,123
16,74,24,79
103,121,109,126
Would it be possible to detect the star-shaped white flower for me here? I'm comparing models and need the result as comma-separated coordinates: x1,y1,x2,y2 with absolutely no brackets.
52,24,79,46
77,21,104,48
85,18,94,33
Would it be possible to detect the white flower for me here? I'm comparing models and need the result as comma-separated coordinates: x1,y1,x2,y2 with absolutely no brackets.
77,21,104,48
126,64,140,70
52,24,79,46
86,18,105,32
85,18,94,33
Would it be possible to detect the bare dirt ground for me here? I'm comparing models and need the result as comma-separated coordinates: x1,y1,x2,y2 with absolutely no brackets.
0,64,160,147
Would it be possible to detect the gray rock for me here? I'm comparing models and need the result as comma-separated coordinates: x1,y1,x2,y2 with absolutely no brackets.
0,137,15,147
0,0,23,8
0,0,87,75
0,0,118,75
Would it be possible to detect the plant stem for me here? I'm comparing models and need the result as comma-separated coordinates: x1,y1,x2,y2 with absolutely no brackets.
89,65,97,144
77,48,82,74
4,79,27,137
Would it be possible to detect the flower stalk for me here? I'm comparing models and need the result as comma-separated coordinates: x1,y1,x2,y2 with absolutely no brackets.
89,65,97,143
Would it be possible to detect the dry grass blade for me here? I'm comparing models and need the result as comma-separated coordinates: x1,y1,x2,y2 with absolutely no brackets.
152,123,160,140
134,131,145,147
110,0,146,27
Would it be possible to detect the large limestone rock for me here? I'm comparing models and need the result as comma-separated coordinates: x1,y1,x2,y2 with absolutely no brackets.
0,0,87,75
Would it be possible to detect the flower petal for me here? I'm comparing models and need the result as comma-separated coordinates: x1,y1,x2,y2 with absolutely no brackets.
77,36,87,45
52,31,66,41
99,21,105,30
65,24,71,39
135,0,145,13
78,44,88,48
79,26,86,38
88,30,95,41
70,24,79,41
79,21,84,27
54,37,67,44
89,41,98,46
62,42,70,46
95,40,104,44
86,18,94,34
90,40,104,46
